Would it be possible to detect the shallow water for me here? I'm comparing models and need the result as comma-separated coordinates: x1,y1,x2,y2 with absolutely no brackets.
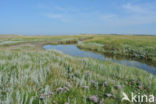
43,44,156,75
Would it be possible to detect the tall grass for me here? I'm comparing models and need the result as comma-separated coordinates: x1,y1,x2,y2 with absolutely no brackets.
0,50,155,104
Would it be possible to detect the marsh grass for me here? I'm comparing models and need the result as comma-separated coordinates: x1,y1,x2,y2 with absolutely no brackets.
78,35,156,62
0,34,156,104
0,50,156,104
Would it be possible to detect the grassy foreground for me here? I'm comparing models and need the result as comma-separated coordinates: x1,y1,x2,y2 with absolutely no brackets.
0,50,156,104
0,35,156,104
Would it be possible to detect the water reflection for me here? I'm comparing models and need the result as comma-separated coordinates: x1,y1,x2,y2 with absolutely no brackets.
43,44,156,75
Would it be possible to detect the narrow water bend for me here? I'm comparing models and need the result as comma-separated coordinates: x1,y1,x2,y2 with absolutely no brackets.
43,44,156,75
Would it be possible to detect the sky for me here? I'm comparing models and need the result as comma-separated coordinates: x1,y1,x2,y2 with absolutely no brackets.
0,0,156,35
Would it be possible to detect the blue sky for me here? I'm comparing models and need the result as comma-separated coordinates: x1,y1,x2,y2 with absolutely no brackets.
0,0,156,35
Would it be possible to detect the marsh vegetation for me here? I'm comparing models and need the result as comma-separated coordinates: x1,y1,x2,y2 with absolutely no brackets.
43,44,156,74
77,35,156,62
0,34,156,104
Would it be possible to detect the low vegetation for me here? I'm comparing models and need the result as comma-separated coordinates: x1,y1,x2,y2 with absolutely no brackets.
0,34,156,104
78,35,156,62
0,50,156,104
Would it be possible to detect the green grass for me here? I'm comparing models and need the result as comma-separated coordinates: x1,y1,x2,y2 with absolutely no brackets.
0,34,156,104
0,50,156,104
78,35,156,62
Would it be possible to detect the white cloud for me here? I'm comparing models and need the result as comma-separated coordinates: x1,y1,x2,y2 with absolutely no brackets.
122,3,156,24
37,3,80,22
122,3,155,14
100,2,156,27
38,2,156,26
44,13,70,22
